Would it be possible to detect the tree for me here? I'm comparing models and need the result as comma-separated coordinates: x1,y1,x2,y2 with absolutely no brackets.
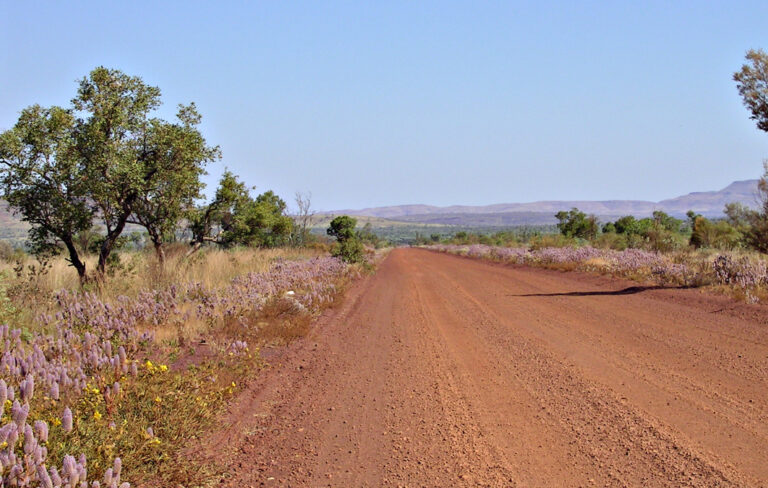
734,49,768,133
188,172,293,252
128,103,220,264
71,67,168,276
555,208,599,240
293,191,315,246
327,215,364,263
250,190,294,247
689,215,741,250
723,203,751,231
2,66,219,280
0,106,93,281
651,210,682,233
327,216,358,241
188,171,250,253
734,51,768,252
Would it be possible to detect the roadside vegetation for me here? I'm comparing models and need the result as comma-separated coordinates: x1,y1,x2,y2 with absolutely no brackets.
429,49,768,303
0,67,378,486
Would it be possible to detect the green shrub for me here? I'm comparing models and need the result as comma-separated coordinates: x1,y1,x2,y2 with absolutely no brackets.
332,238,364,263
690,216,742,250
593,232,628,250
529,233,575,250
555,208,599,239
327,216,365,263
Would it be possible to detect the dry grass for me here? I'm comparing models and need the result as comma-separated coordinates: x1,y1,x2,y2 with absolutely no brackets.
0,244,359,486
0,245,326,331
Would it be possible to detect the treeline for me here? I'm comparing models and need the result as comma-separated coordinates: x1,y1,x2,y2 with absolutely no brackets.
0,67,307,283
438,204,767,254
448,48,768,254
417,227,555,247
552,205,765,252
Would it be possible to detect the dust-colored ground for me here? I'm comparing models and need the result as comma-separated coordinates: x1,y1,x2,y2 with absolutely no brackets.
197,248,768,487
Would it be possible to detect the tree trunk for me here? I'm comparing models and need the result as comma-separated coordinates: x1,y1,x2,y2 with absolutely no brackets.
97,218,129,276
153,238,166,265
62,238,88,284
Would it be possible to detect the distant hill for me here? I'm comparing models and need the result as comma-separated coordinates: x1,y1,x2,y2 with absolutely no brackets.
657,180,759,215
0,201,29,242
1,180,762,242
334,180,760,226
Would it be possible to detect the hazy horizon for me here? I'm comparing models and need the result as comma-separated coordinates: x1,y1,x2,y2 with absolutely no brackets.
2,1,767,212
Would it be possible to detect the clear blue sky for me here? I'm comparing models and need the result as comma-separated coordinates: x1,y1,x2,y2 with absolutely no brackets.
1,1,767,211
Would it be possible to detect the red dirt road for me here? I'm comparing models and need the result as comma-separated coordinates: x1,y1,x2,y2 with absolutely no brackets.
204,248,768,487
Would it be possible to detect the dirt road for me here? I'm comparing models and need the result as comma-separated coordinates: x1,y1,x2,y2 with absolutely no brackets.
205,248,768,487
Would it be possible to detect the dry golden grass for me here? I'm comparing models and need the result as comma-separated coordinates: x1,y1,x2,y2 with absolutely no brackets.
0,244,327,333
1,245,323,295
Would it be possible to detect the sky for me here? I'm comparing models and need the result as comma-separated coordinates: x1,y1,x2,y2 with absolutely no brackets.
1,1,767,212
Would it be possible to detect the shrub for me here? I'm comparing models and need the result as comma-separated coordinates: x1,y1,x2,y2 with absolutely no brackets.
327,216,365,263
555,208,599,239
593,232,628,250
528,234,575,250
690,217,742,250
332,238,364,263
0,241,23,262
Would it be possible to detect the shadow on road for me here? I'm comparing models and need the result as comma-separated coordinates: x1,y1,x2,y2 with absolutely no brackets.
511,285,678,297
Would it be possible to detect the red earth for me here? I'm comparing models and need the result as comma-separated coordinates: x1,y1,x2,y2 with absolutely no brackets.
195,248,768,487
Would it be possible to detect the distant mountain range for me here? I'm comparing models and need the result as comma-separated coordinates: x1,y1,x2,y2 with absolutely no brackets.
333,180,760,226
1,180,762,240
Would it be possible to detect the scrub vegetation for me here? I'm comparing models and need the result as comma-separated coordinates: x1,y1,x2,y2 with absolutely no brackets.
0,45,766,487
0,67,373,486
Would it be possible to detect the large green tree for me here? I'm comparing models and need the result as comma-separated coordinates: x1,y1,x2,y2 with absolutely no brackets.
734,49,768,133
734,50,768,253
188,171,293,252
0,67,218,279
127,103,220,264
0,106,93,280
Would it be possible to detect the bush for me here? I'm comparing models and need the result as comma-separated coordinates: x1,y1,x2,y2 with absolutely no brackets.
690,217,742,250
555,208,599,239
327,216,365,263
332,238,364,263
645,228,687,253
593,232,628,250
528,234,575,250
0,241,23,262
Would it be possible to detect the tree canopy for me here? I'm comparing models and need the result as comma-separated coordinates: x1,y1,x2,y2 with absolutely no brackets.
327,215,364,263
734,49,768,133
188,171,293,252
0,67,219,279
555,208,599,240
0,105,92,278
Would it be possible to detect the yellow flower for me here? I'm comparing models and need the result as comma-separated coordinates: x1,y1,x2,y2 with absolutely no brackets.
93,411,102,420
159,364,168,372
149,437,161,445
0,441,7,449
231,382,236,387
91,388,100,395
4,399,11,409
154,396,161,403
52,418,62,427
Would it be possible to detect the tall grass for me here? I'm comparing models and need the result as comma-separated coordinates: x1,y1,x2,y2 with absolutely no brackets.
0,244,326,330
0,244,357,486
428,243,768,302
